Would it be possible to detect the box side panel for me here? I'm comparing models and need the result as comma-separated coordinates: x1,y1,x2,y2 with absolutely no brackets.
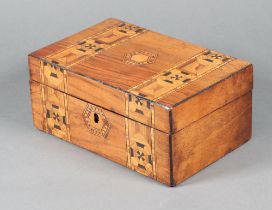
28,56,41,82
172,63,253,132
29,80,171,186
29,80,44,130
172,92,252,185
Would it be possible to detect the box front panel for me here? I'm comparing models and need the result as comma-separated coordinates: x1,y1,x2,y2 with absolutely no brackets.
30,80,171,185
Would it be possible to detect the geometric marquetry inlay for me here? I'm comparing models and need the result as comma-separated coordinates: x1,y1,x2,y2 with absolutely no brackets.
130,140,153,176
36,20,235,183
124,50,157,65
45,22,146,67
82,103,110,139
129,50,233,100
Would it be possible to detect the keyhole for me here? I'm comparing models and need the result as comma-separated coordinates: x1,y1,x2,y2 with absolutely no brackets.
94,113,99,123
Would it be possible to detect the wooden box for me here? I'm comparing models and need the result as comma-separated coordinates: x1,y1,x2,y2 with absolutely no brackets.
28,18,253,186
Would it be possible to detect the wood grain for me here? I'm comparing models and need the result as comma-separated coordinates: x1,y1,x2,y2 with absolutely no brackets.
158,58,252,106
29,18,253,186
172,91,252,186
70,30,204,90
29,58,171,132
30,80,171,186
28,18,253,133
68,94,127,166
29,80,44,130
171,63,253,133
30,18,122,59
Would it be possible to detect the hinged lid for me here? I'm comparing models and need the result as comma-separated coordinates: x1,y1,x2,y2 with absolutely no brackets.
29,18,253,134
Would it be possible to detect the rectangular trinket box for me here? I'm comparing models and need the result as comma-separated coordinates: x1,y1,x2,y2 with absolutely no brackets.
29,18,253,186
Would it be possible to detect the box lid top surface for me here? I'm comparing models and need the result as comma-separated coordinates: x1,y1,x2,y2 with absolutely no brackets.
30,18,251,110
